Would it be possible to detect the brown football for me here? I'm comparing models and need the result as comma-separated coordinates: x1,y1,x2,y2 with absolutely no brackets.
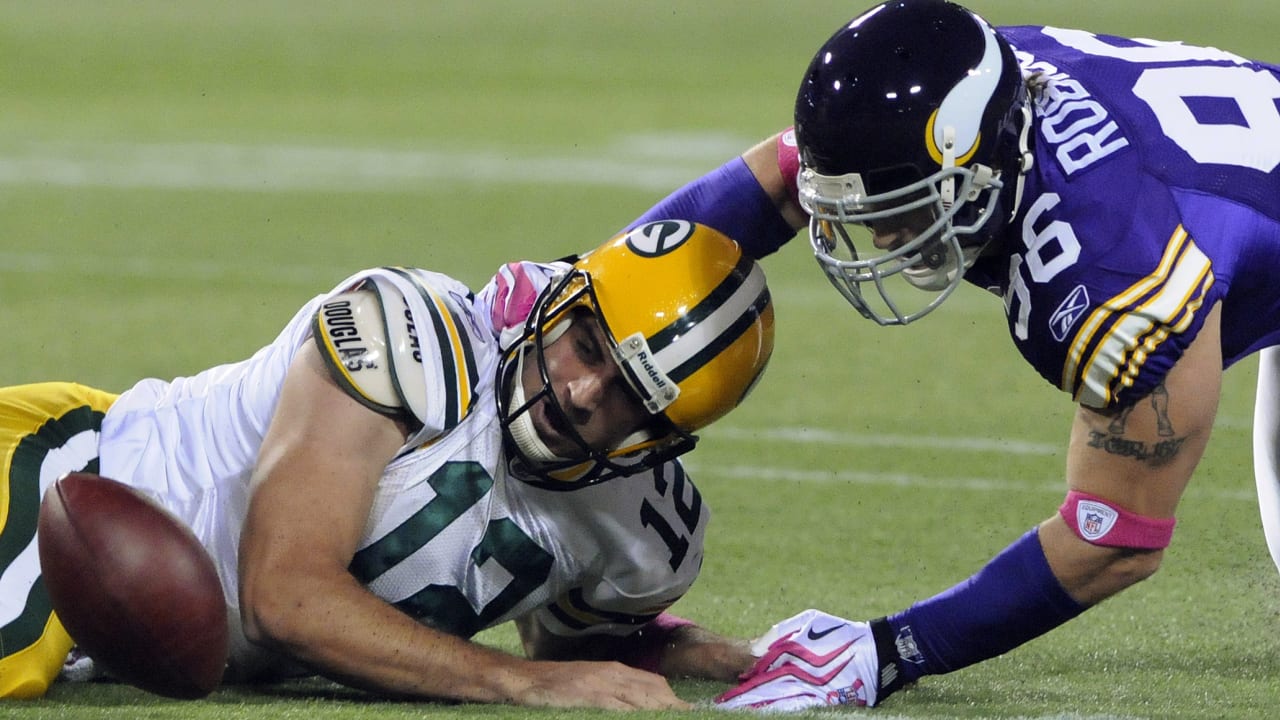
37,472,228,698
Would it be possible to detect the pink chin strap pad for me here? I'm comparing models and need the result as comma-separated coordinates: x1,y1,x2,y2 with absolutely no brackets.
1059,490,1176,549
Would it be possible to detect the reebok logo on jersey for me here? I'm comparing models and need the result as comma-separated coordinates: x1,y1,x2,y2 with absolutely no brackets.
1077,500,1118,541
1049,284,1090,342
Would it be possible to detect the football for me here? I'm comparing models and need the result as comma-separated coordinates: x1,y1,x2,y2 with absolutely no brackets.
37,472,229,699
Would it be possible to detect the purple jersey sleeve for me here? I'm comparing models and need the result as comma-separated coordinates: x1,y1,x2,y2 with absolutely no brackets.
624,157,796,259
965,26,1280,408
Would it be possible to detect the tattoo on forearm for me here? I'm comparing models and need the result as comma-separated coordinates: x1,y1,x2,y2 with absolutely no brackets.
1091,382,1184,462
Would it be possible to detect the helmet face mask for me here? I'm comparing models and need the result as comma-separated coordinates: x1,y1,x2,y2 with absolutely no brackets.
794,0,1029,325
497,270,693,489
497,220,773,490
801,159,1005,325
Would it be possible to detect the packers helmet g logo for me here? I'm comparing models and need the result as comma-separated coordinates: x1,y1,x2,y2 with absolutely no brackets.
625,220,695,257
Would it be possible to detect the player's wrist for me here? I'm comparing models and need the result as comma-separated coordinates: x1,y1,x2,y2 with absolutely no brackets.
869,616,908,701
657,625,754,681
461,650,544,704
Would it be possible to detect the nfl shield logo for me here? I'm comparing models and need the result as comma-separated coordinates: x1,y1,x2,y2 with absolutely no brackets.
1083,511,1105,535
1077,500,1118,542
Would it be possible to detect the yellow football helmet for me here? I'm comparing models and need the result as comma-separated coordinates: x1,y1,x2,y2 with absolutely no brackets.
497,219,775,489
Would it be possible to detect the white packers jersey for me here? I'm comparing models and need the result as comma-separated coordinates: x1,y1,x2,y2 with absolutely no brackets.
353,400,707,640
95,264,707,675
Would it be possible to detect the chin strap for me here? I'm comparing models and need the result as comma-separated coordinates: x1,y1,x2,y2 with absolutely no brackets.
506,349,567,464
1009,103,1035,220
939,126,957,210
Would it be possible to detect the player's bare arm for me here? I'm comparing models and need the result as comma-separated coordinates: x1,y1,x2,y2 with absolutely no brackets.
1040,303,1224,605
516,615,753,683
239,342,689,709
740,132,807,229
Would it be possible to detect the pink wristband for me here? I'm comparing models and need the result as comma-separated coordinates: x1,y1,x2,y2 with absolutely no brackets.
776,127,800,208
624,612,695,673
1059,490,1176,549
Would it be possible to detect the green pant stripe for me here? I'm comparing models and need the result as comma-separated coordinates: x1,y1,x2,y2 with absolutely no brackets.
0,405,104,653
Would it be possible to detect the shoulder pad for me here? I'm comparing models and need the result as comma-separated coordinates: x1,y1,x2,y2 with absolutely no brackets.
315,268,487,438
312,286,412,419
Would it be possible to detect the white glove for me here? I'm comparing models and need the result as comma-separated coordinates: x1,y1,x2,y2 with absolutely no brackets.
714,609,882,711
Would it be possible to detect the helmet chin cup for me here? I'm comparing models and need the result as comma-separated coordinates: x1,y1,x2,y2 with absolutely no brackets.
504,348,567,465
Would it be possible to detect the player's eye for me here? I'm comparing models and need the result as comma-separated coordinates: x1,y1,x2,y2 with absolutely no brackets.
575,335,603,364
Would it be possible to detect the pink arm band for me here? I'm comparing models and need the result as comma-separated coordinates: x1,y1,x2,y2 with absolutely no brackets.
777,127,800,208
1059,490,1176,549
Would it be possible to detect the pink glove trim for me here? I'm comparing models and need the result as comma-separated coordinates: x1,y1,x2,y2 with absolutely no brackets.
1059,490,1175,549
748,631,855,674
715,630,856,704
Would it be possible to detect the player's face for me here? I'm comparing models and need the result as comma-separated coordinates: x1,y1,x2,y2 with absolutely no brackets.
519,311,650,458
868,202,936,253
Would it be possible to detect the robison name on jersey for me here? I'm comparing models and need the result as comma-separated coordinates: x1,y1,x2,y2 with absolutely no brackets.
95,264,707,677
966,26,1280,409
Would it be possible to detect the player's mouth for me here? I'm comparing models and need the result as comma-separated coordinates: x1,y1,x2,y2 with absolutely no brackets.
533,400,576,456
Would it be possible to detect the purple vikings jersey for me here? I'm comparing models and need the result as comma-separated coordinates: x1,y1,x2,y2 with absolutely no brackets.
965,26,1280,409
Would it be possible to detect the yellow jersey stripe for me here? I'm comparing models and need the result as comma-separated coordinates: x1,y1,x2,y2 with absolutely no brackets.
1061,226,1189,391
1070,227,1213,407
422,285,474,420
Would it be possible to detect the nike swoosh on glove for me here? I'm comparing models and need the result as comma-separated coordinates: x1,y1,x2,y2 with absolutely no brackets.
714,609,880,711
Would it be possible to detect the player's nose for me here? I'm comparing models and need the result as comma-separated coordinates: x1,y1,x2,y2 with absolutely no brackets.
871,224,909,250
565,371,608,420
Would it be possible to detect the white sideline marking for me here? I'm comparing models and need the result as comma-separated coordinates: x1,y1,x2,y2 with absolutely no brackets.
0,249,336,287
685,461,1057,492
0,136,736,192
706,426,1061,455
685,462,1255,503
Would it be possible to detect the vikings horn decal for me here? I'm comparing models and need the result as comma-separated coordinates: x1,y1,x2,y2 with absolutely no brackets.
625,220,696,257
925,12,1004,167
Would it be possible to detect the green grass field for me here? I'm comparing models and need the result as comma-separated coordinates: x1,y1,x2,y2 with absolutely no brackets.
3,1,1278,717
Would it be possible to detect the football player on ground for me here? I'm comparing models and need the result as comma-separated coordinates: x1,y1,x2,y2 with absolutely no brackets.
698,0,1280,710
0,219,784,708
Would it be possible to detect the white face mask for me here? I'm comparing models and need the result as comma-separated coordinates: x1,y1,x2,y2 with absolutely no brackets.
504,322,574,465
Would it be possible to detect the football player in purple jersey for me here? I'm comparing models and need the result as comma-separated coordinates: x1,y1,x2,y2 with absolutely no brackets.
644,0,1280,711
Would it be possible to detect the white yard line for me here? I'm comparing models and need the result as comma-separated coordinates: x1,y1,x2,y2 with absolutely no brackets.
0,136,730,192
705,426,1062,455
684,460,1255,503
